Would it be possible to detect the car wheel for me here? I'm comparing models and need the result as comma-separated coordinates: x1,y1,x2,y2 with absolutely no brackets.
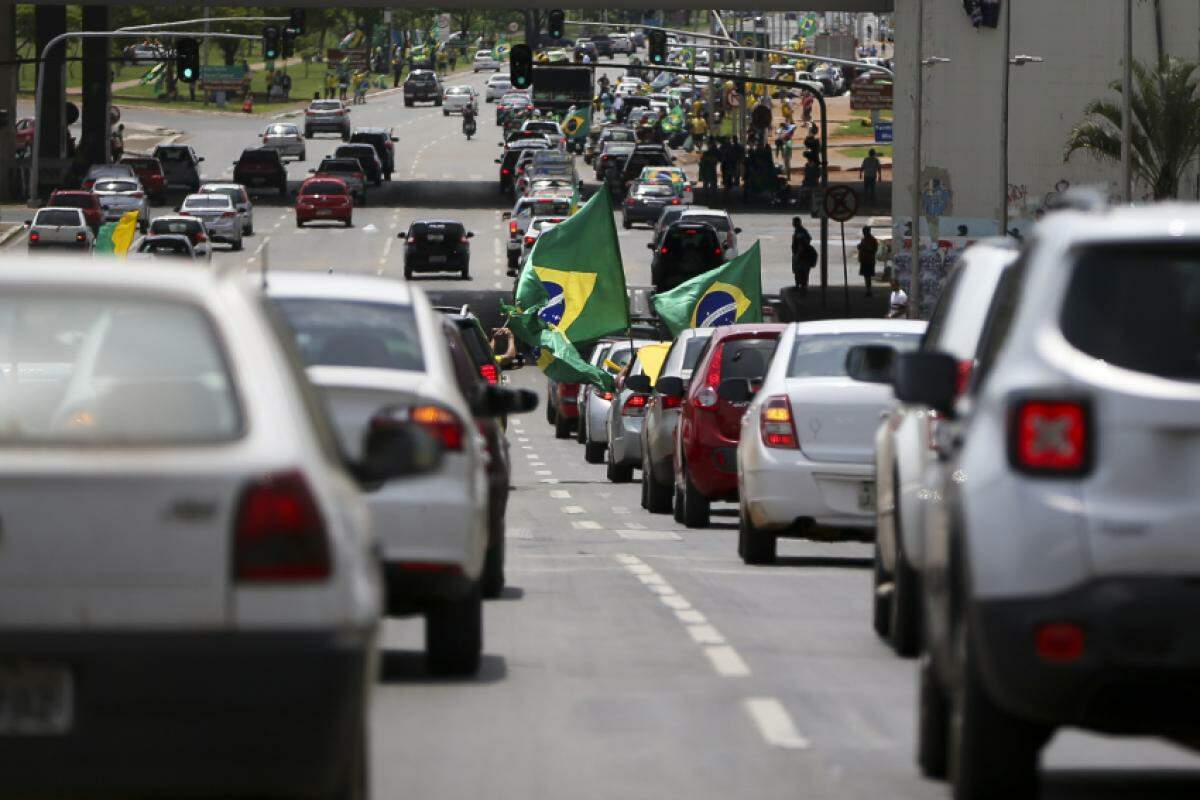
644,458,673,513
872,540,892,639
917,653,950,779
739,510,776,563
575,412,588,444
584,440,605,464
443,110,449,117
244,224,253,236
673,482,685,524
460,268,470,280
323,704,368,800
948,613,1049,799
231,236,242,252
682,472,710,528
345,216,353,228
605,447,634,483
384,173,392,181
481,540,505,599
296,218,304,228
304,129,313,139
622,218,632,229
299,150,306,161
403,266,413,280
425,582,482,676
891,538,922,658
279,183,287,198
404,100,413,107
554,414,574,439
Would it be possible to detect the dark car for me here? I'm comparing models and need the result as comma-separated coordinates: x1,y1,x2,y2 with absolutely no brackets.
47,189,103,232
595,141,636,180
232,148,287,197
402,219,473,280
334,143,384,187
312,157,366,203
348,127,397,180
496,93,533,126
650,222,726,293
573,39,599,62
590,33,614,57
622,182,679,228
621,144,674,185
404,69,443,106
650,204,691,248
497,140,550,194
151,144,203,192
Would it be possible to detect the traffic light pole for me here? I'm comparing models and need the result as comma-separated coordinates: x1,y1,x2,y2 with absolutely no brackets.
30,30,256,201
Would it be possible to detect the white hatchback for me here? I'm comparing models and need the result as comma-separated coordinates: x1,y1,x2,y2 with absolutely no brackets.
473,49,501,72
485,73,512,101
0,259,435,799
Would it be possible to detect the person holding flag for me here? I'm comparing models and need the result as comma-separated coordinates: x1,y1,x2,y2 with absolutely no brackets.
562,104,591,155
652,242,765,336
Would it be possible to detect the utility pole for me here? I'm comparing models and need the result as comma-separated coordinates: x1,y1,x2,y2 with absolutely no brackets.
999,0,1011,235
1122,0,1133,202
910,0,924,320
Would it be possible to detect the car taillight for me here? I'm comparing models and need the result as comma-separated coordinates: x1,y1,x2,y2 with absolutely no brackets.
480,363,499,384
625,197,635,205
28,232,39,242
671,198,680,205
661,394,683,410
502,168,511,175
407,404,465,451
82,180,94,189
558,383,580,399
460,235,469,244
956,359,974,396
524,235,535,246
660,246,668,254
509,220,519,235
407,236,416,244
714,248,722,256
598,390,613,401
622,393,649,416
75,232,86,242
760,395,798,449
1008,398,1090,476
354,172,364,180
233,470,330,582
130,192,144,199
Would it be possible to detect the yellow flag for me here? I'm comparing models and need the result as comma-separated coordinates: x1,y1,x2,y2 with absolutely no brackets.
112,211,139,257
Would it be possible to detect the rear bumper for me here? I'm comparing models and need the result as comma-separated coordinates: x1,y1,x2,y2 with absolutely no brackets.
405,251,469,271
306,119,349,131
624,204,668,223
975,578,1200,736
0,629,373,799
610,418,644,465
741,444,875,535
684,431,740,500
297,207,351,222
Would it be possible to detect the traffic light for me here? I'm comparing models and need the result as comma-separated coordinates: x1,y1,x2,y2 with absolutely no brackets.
648,30,667,65
511,44,533,89
262,26,280,61
282,27,297,59
176,37,199,83
547,9,565,41
289,9,306,36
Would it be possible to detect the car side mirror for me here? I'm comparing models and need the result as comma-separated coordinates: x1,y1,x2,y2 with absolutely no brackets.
391,137,399,142
625,374,652,393
466,231,475,238
475,384,539,418
495,158,503,164
893,352,959,417
173,206,181,213
655,376,684,398
198,156,205,162
501,211,512,219
308,169,316,173
845,345,897,384
717,378,752,403
646,243,655,250
23,219,30,226
734,227,743,234
353,415,443,484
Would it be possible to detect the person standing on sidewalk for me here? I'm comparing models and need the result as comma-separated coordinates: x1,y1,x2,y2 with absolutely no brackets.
858,226,879,297
392,53,404,88
699,142,719,196
859,149,882,203
791,217,818,294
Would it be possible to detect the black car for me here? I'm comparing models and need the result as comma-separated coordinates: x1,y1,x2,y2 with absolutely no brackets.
649,221,725,293
573,40,599,62
402,219,473,279
497,140,550,194
334,143,384,187
232,147,287,197
349,127,397,180
590,33,614,57
621,144,673,185
403,70,443,106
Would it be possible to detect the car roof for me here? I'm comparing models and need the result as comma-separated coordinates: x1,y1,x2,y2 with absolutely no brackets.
183,193,232,203
264,271,418,306
35,206,84,216
151,214,202,224
0,257,236,299
200,182,243,190
787,319,928,336
708,324,789,342
49,189,94,196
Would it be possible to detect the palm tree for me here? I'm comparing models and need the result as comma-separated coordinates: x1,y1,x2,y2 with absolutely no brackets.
1065,58,1200,199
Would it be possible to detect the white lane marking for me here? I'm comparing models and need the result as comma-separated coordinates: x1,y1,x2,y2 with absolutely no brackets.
536,470,552,476
612,506,631,514
659,594,691,610
645,583,677,595
379,235,394,263
539,478,560,484
636,572,667,586
506,528,534,539
616,530,681,541
624,564,652,575
525,452,539,459
492,240,501,258
493,281,503,289
686,624,726,645
615,553,643,566
549,490,570,499
561,505,585,515
251,236,270,258
517,437,530,443
530,462,545,467
623,521,647,530
572,520,603,530
277,211,288,220
521,445,533,450
743,698,809,749
675,609,707,625
705,646,751,678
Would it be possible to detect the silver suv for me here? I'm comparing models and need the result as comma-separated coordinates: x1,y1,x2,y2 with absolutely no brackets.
894,206,1200,798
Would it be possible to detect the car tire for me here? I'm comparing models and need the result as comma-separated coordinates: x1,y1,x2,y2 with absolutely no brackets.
575,412,588,444
554,414,574,439
403,266,413,280
443,110,449,117
681,472,710,528
917,653,950,779
244,224,253,236
890,538,922,658
584,440,605,464
622,218,632,229
644,458,673,514
231,237,243,252
739,511,776,564
425,582,482,676
345,216,353,228
279,183,287,198
304,129,313,139
296,218,304,228
460,268,470,280
299,150,306,161
546,398,557,425
606,448,634,483
673,482,685,524
324,705,368,800
872,540,892,639
404,99,413,107
948,613,1048,799
435,98,442,107
481,541,505,599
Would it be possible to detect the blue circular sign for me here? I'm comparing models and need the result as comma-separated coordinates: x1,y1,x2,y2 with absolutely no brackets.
539,281,566,326
696,290,738,328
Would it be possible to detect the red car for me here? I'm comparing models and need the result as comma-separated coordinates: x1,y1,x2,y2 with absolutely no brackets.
14,117,34,155
294,176,353,228
665,324,787,527
119,155,167,201
47,189,103,232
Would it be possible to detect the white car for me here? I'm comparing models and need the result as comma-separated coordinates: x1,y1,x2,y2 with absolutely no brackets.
179,193,242,250
519,215,566,266
92,177,148,231
736,319,925,564
442,85,479,116
266,272,531,675
679,208,740,259
485,73,511,101
472,49,501,72
0,258,434,798
199,182,255,236
902,204,1200,799
520,119,566,150
26,207,93,250
261,122,306,160
609,33,634,54
868,240,1016,656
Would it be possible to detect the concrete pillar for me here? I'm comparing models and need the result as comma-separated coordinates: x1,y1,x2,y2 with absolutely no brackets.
35,4,67,161
81,5,110,165
0,3,17,200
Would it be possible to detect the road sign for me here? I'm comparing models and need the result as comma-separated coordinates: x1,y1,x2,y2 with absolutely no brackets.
850,74,893,111
824,185,859,223
199,64,247,91
874,122,893,143
341,47,368,70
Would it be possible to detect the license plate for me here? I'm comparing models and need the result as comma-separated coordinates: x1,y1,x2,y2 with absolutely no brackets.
428,254,447,264
0,662,73,735
427,234,443,242
316,209,332,217
858,482,876,512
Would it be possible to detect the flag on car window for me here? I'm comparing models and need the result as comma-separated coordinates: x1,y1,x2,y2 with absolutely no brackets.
513,188,629,343
503,305,615,391
563,105,590,142
652,242,764,336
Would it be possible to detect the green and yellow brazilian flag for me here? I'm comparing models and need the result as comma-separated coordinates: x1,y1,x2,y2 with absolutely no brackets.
651,242,764,337
562,105,590,143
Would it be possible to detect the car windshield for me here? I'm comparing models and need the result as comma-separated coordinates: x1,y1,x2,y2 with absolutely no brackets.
95,181,137,193
787,332,922,378
35,210,82,226
183,196,230,209
273,299,425,372
0,294,240,443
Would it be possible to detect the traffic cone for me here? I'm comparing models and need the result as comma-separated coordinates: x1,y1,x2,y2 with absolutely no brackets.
242,96,253,113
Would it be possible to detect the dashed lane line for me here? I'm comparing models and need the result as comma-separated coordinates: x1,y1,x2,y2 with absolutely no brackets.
743,699,810,750
571,520,603,530
705,646,752,678
561,505,585,515
549,490,570,499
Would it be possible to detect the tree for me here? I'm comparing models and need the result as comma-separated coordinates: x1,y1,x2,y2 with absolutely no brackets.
1065,58,1200,200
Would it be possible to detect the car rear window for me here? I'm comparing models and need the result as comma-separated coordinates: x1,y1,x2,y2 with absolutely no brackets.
203,187,242,203
150,219,200,235
410,221,465,238
267,124,297,135
155,147,191,162
35,209,82,226
138,239,192,256
239,150,277,163
446,86,472,94
95,181,138,193
273,299,425,372
320,159,360,172
0,295,241,444
664,226,720,251
787,332,921,378
49,194,92,209
722,339,779,380
310,101,342,111
637,184,676,198
684,214,732,232
1061,244,1200,380
122,158,160,171
184,196,231,209
302,181,346,195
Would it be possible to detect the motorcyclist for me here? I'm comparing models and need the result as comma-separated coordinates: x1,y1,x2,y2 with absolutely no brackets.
462,104,477,139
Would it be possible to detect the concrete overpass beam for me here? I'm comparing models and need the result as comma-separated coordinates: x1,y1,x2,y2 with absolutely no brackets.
35,4,67,162
81,5,110,165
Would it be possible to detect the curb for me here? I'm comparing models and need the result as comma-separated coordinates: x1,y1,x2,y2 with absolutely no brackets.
0,223,27,249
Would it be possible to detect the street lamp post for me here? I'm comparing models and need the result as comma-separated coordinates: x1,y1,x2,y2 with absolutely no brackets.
998,1,1044,236
1122,0,1133,202
909,0,950,320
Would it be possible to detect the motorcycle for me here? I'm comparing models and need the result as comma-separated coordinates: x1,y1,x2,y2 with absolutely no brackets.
463,116,477,140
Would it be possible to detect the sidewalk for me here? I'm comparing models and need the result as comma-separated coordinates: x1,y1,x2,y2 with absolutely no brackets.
67,56,304,95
